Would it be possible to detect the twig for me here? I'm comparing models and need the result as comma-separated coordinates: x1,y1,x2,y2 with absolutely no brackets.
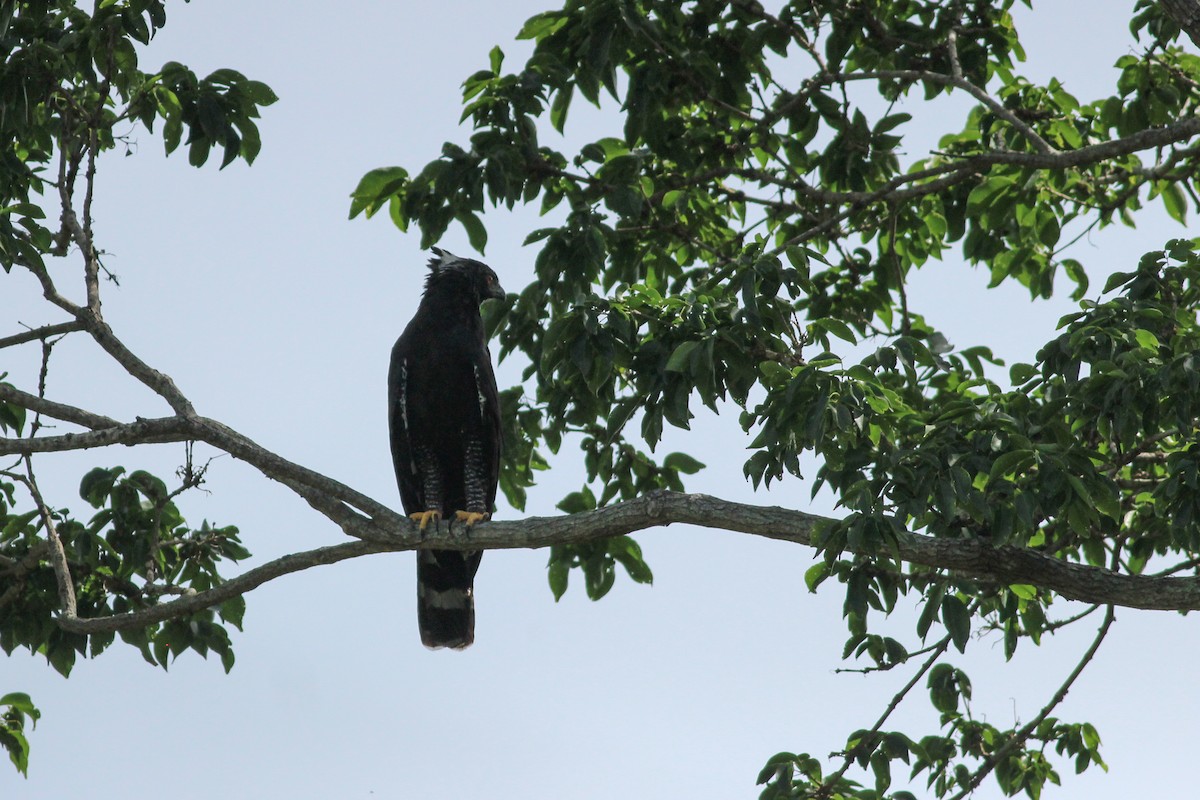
54,539,391,634
833,69,1056,155
833,637,948,675
0,321,85,350
946,28,963,81
946,605,1116,800
17,457,77,618
820,634,954,796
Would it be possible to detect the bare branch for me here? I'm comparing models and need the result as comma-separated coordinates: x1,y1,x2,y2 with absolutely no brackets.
0,383,117,430
0,416,191,453
84,318,197,417
0,388,403,528
16,458,77,618
946,27,963,81
0,321,85,350
55,539,391,634
184,415,404,525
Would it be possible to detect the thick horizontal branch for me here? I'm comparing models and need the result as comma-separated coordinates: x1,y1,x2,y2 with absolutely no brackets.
54,490,1200,635
9,386,1200,621
38,480,1200,634
403,492,1200,612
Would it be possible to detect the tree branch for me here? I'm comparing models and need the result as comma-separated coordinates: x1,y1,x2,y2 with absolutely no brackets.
835,69,1057,155
0,383,120,430
947,605,1116,800
0,415,191,453
40,488,1200,637
16,458,77,619
0,321,85,350
54,539,391,634
406,492,1200,612
1161,0,1200,49
822,634,954,795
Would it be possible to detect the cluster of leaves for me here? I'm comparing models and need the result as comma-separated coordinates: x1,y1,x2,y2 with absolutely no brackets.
752,239,1200,573
351,0,1200,796
0,0,276,274
0,464,249,676
0,0,277,776
755,239,1200,796
350,0,1200,528
783,553,1111,799
0,692,39,777
757,695,1103,800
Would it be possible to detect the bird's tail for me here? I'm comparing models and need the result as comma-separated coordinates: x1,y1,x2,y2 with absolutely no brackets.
416,549,482,649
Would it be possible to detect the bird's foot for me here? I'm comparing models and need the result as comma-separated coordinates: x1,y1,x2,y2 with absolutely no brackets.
410,510,441,535
454,510,490,530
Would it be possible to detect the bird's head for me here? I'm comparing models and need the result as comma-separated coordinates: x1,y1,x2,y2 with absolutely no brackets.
425,247,505,305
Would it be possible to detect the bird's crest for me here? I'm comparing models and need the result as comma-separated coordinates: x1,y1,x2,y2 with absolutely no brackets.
428,246,467,275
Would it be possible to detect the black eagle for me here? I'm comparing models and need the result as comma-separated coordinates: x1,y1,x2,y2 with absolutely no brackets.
388,248,505,649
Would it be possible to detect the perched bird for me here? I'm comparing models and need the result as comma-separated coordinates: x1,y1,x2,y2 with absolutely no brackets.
388,248,505,649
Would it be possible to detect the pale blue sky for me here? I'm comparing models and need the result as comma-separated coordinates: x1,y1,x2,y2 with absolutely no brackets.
3,2,1196,798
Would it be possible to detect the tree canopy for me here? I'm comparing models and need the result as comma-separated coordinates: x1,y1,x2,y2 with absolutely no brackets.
4,0,1200,796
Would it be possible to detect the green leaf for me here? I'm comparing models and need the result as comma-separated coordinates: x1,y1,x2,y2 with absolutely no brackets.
80,467,123,508
0,397,25,435
547,551,569,601
1009,362,1038,385
663,452,704,474
804,561,830,592
989,449,1035,484
0,694,37,716
1161,181,1187,224
1103,271,1135,293
556,488,596,514
609,536,653,585
814,317,856,344
665,341,700,372
1133,328,1159,351
1009,584,1037,600
349,166,408,219
927,663,958,714
458,212,488,253
941,595,970,653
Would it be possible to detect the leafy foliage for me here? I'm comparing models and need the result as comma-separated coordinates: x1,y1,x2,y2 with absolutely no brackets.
0,692,39,777
0,0,276,275
0,0,275,775
3,0,1200,793
1,466,249,676
349,0,1200,796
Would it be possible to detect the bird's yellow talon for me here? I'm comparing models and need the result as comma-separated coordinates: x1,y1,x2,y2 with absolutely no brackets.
454,510,490,526
410,510,441,530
